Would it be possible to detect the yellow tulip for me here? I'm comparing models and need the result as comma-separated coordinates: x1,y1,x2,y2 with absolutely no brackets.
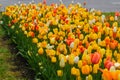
110,16,114,21
86,74,93,80
38,47,44,55
51,56,57,63
71,67,77,76
41,41,47,48
50,37,56,44
93,64,99,74
57,70,63,77
32,37,38,43
68,54,75,65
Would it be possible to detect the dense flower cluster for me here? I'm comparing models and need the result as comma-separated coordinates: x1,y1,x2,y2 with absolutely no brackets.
2,2,120,80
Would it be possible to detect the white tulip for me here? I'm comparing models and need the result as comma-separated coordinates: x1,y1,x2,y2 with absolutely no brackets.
59,58,65,67
74,56,79,63
98,38,101,44
110,66,116,72
113,27,117,33
115,16,118,21
70,42,74,48
114,62,120,68
77,2,82,7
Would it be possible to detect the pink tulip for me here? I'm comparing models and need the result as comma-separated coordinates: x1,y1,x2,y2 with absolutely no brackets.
104,57,114,70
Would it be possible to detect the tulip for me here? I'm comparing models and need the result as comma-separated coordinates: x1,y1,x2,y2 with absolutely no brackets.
70,42,74,48
43,0,46,4
78,60,82,68
51,56,57,63
68,54,74,65
86,74,93,80
104,57,114,70
57,70,63,77
102,69,112,80
105,37,110,45
110,16,114,21
32,37,38,43
93,64,99,73
81,65,90,75
91,52,100,64
50,37,56,44
66,37,74,46
74,56,79,64
93,25,98,33
115,16,118,20
38,47,44,55
59,57,65,67
71,67,80,76
115,11,120,17
71,67,77,76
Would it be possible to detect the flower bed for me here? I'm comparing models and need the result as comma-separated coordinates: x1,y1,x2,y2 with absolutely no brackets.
1,2,120,80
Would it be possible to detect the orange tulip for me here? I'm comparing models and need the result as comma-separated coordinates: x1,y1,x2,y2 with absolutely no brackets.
110,40,118,49
105,37,110,45
111,71,117,80
102,70,112,80
105,22,110,27
81,65,90,75
78,45,86,53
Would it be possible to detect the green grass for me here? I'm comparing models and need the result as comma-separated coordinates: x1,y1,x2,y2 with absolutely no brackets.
0,12,26,80
102,12,115,16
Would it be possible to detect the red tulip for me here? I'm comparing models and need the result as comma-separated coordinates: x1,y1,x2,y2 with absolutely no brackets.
66,37,74,46
35,25,39,31
51,3,55,6
78,46,85,53
93,25,98,33
53,8,57,14
91,52,101,64
115,11,120,16
113,32,116,39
